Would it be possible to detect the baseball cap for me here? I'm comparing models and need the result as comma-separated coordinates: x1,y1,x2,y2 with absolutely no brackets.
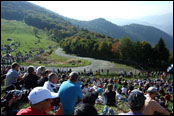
128,89,146,111
28,87,58,105
147,87,158,93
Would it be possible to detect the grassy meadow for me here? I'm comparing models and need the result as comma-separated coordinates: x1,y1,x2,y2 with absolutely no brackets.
1,19,91,67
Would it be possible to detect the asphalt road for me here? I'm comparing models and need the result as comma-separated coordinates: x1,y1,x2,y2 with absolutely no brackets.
51,48,136,73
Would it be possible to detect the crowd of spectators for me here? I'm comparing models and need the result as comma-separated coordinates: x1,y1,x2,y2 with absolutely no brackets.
1,62,173,115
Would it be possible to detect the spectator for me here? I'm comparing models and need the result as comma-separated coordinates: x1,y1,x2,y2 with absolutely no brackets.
143,87,170,115
24,66,39,89
83,83,89,95
118,89,146,115
116,88,128,102
164,92,171,102
57,72,83,115
36,66,46,79
104,84,116,106
121,85,127,96
37,70,52,86
16,87,62,115
5,62,24,87
43,73,59,93
74,103,98,115
59,74,67,83
83,91,98,106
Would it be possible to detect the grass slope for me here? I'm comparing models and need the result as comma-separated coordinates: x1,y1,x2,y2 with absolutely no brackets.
1,19,91,67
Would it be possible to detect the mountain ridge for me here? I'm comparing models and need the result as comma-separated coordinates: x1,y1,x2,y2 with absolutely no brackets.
64,17,173,50
1,1,173,50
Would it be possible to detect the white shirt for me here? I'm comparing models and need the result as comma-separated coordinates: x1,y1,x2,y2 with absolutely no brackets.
116,92,122,100
83,87,89,94
43,81,59,93
121,87,127,95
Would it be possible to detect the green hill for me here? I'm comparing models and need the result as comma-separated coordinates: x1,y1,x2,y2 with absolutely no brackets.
1,19,91,67
1,19,57,55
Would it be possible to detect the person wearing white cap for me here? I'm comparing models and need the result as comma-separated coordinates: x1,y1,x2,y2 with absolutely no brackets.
143,87,170,115
16,87,62,115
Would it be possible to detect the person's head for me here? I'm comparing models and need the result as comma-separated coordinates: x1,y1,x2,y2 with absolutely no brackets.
48,73,58,84
69,72,79,83
11,62,20,71
74,103,98,115
83,91,98,106
36,66,46,76
28,87,58,113
27,66,36,75
44,70,52,78
61,74,67,80
128,89,146,112
85,83,88,88
117,88,121,93
147,87,158,99
108,84,113,91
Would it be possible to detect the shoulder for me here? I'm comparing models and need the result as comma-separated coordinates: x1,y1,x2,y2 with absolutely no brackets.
16,107,31,115
43,81,49,86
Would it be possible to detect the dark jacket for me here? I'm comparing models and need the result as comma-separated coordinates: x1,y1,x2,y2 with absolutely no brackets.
24,73,39,89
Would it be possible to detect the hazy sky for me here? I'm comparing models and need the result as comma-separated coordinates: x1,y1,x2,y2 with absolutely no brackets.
29,1,173,21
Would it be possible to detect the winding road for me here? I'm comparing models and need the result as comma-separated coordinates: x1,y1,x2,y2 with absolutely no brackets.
50,48,136,73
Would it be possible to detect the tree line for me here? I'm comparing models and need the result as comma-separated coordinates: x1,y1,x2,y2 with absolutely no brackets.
60,36,172,71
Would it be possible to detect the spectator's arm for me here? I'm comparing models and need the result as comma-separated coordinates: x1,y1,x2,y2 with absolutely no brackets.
18,73,27,80
56,103,63,115
77,86,83,103
153,101,170,115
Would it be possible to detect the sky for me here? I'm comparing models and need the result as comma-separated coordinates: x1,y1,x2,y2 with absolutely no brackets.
29,1,173,21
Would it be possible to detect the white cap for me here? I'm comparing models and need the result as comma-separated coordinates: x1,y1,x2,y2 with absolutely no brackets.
28,87,58,105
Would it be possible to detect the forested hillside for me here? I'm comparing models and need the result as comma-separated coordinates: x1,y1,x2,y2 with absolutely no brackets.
64,17,173,50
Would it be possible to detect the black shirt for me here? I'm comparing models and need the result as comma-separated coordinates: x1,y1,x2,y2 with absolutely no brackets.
37,77,48,86
24,73,39,89
104,91,116,106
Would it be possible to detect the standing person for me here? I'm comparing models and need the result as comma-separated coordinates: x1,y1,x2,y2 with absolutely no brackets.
104,84,116,106
143,87,170,115
16,87,62,115
5,62,24,87
118,89,146,115
57,72,82,115
24,66,39,89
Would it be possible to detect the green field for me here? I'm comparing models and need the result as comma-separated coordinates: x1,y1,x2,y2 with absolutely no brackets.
1,19,57,55
1,19,91,67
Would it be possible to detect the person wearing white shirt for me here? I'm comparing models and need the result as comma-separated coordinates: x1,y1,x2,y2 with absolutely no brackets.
121,86,127,95
43,73,59,93
83,83,89,95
